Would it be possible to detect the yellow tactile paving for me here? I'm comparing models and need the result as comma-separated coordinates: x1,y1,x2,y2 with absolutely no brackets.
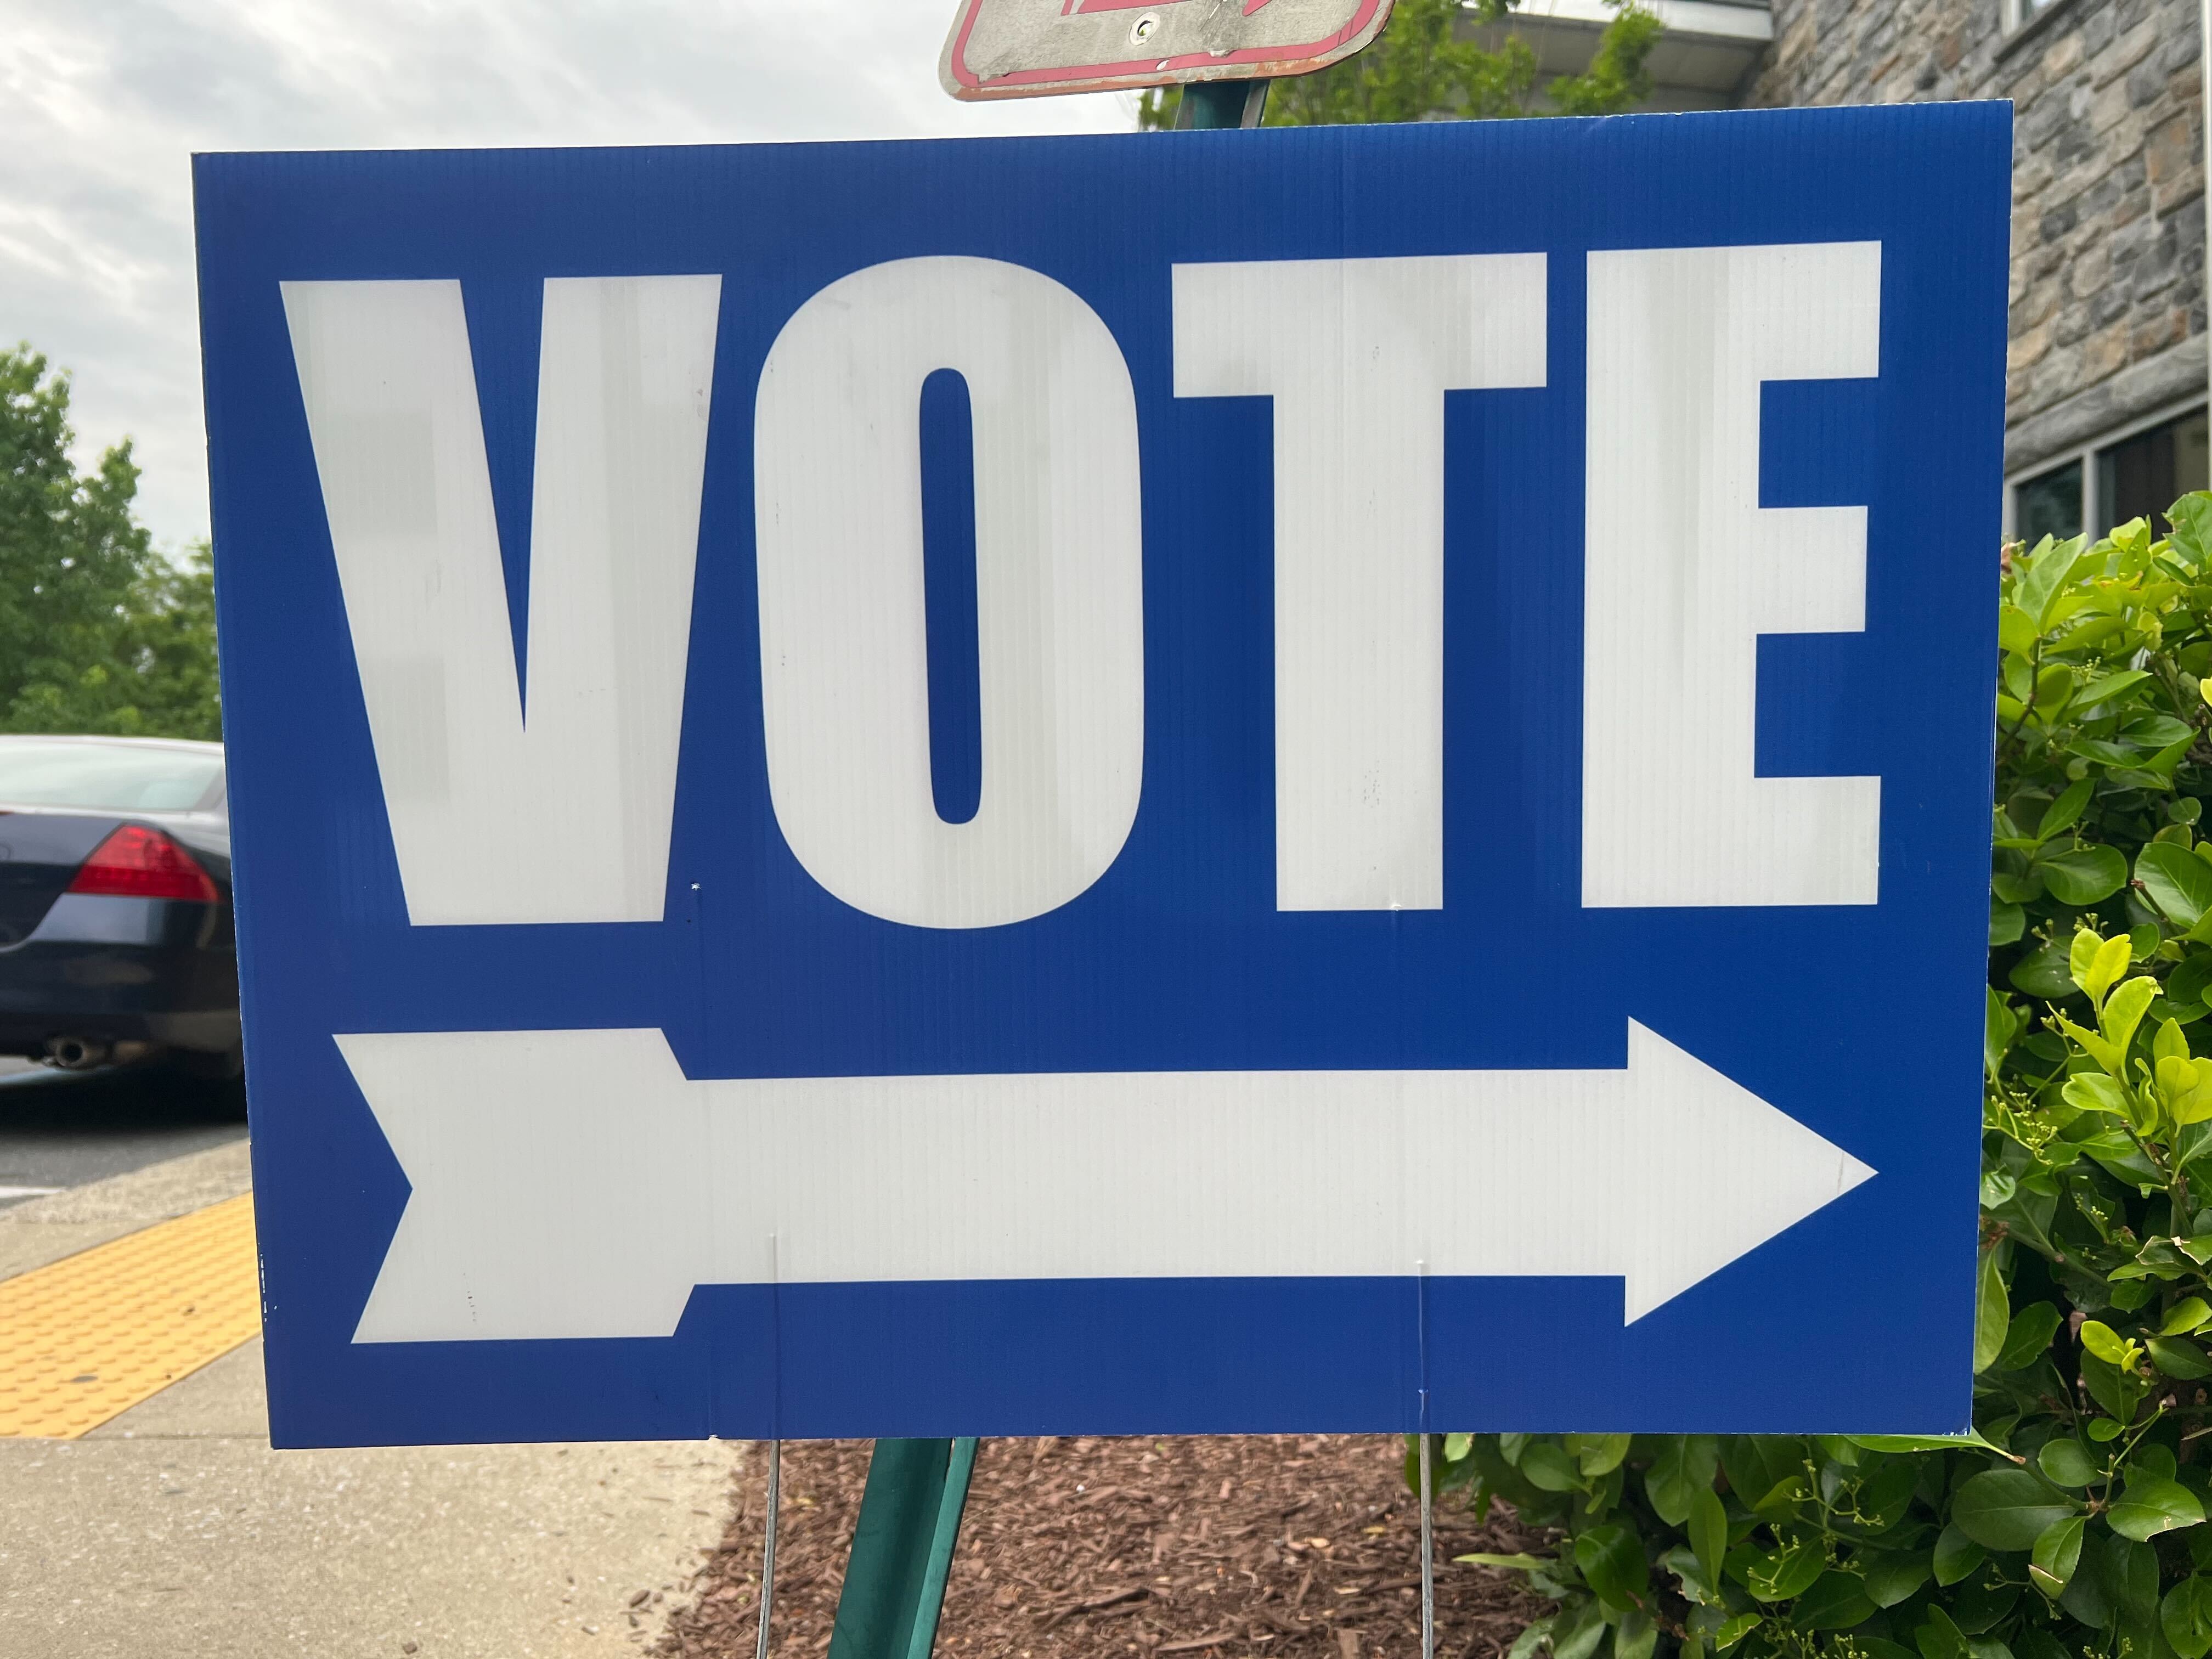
0,1193,260,1439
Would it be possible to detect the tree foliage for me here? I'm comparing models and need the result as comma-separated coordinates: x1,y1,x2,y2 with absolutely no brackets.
1136,0,1661,129
0,346,219,741
1436,496,2212,1659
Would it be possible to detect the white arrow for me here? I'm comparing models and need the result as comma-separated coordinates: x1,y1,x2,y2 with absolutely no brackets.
334,1022,1874,1344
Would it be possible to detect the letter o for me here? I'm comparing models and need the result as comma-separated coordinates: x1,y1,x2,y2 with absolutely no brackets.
754,256,1145,929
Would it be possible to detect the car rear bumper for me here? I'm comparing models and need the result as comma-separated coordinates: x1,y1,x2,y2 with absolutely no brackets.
0,894,240,1057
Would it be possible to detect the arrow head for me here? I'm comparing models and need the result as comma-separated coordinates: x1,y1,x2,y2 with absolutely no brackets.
1616,1020,1876,1323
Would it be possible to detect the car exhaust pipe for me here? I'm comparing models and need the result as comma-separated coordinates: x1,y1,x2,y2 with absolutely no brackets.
44,1036,109,1071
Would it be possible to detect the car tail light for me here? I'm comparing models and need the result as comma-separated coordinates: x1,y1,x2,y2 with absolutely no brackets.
67,825,221,904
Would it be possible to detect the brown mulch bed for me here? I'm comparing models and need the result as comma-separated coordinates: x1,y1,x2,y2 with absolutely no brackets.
656,1436,1546,1659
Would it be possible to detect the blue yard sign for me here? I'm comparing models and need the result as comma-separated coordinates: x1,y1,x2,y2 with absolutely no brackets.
195,104,2010,1449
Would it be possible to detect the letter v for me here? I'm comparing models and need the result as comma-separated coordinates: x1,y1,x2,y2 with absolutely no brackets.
283,276,720,924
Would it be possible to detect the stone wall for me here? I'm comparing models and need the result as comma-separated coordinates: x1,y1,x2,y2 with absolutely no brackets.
1747,0,2207,477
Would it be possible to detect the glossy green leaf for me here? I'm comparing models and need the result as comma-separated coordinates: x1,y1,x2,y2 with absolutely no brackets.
1846,1431,2002,1454
1914,1604,1970,1659
1613,1610,1656,1659
2128,714,2197,747
1987,988,2022,1075
1709,1613,1762,1654
1658,1543,1717,1607
1793,1570,1876,1630
1739,1535,1826,1604
1687,1486,1725,1594
2102,975,2160,1056
2017,538,2090,629
2149,1336,2212,1378
1517,1441,1582,1492
2105,1532,2163,1621
1860,1548,1932,1609
2140,842,2212,927
2079,1320,2129,1363
1996,1302,2063,1370
2175,954,2212,1010
1565,1433,1631,1478
2029,1514,2085,1598
2161,1053,2212,1123
1643,1435,1718,1527
2175,1070,2212,1124
2174,494,2212,556
1974,1246,2010,1373
2164,1296,2212,1335
2062,1073,2133,1118
2068,737,2142,766
1442,1431,1472,1463
2074,928,2114,990
2076,668,2153,711
1951,1469,2078,1551
2036,1437,2098,1488
1933,1523,1988,1585
2012,936,2080,999
1719,1436,1802,1506
2044,845,2130,906
2166,1575,2212,1659
2039,777,2096,840
1573,1522,1647,1611
1553,1598,1606,1659
1747,1475,1807,1515
2108,1476,2205,1541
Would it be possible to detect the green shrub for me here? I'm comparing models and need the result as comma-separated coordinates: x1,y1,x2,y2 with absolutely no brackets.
1440,494,2212,1659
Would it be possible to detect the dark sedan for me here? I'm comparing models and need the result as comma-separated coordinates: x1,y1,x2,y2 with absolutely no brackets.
0,736,238,1076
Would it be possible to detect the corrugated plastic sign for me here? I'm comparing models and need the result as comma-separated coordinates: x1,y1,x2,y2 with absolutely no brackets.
195,104,2010,1449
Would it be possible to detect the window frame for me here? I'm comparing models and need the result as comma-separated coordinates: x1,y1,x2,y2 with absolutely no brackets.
1997,0,2083,55
2004,394,2210,543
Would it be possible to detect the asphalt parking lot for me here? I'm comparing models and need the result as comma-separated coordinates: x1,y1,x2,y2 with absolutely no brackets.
0,1058,248,1204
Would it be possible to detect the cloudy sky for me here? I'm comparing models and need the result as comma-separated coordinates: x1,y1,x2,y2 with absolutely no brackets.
1,1,1137,550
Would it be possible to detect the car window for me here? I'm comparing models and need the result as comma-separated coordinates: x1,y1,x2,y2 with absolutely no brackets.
0,744,223,812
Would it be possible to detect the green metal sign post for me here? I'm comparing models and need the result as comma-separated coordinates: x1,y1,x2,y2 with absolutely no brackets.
824,1439,980,1659
1177,80,1270,128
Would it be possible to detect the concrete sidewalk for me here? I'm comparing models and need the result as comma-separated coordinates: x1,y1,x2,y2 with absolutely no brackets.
0,1141,744,1658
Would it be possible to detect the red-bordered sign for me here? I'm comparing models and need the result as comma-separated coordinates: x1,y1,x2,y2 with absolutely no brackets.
941,0,1393,100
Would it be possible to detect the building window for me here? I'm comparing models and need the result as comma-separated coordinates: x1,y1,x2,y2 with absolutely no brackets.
2009,404,2209,545
2006,0,2069,31
2016,459,2083,543
2098,409,2211,531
